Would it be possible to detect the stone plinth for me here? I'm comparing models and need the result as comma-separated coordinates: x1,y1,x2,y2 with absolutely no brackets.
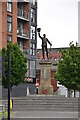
38,61,53,94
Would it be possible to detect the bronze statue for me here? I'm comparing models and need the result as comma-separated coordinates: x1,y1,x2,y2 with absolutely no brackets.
37,28,52,59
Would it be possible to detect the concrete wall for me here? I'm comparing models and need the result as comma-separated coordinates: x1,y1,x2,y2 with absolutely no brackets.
2,83,36,98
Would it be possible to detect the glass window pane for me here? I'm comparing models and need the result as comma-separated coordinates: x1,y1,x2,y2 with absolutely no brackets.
7,16,12,32
30,43,32,48
30,26,35,40
33,0,35,5
31,0,35,5
33,44,35,49
7,22,12,32
27,60,29,77
7,0,12,2
7,35,12,43
31,9,35,23
30,49,32,55
33,50,35,56
30,61,35,77
7,3,12,12
7,16,12,22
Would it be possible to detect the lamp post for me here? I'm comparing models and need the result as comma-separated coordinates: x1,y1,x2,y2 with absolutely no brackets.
8,50,10,120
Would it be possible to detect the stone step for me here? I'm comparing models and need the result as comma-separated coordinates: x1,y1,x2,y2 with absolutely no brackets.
13,107,78,111
2,118,78,120
3,98,78,102
11,96,78,100
3,101,78,105
3,102,78,107
2,96,79,112
13,106,78,110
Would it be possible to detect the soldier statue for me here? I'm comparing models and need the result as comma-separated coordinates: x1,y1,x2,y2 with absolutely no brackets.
37,28,52,59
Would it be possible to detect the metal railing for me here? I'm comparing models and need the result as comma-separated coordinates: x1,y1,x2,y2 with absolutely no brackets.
18,45,29,54
31,0,36,5
17,8,29,21
22,0,29,2
17,28,29,39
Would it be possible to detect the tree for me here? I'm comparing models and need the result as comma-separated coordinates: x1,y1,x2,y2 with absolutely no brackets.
55,42,80,97
2,43,27,89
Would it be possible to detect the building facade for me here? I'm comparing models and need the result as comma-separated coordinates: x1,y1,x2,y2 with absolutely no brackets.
0,0,37,84
78,1,80,47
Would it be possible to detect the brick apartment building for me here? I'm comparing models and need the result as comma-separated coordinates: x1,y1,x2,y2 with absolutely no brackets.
78,1,80,47
0,0,37,84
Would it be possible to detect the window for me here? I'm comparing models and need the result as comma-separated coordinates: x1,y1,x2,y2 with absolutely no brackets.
30,49,32,55
30,43,32,48
30,26,35,40
31,9,35,23
30,61,36,78
30,43,36,56
7,0,12,12
7,16,12,32
7,35,12,43
27,60,29,77
18,40,24,51
33,49,35,56
33,43,35,49
7,0,12,2
31,0,35,5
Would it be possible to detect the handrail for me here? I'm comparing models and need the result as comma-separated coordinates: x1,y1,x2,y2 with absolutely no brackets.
17,28,29,39
18,45,29,54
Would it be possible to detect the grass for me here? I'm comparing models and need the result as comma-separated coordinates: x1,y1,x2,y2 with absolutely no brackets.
0,111,14,118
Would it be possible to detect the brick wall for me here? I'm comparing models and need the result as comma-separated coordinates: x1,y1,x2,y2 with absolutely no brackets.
0,2,2,49
12,2,17,44
2,2,7,48
2,2,17,49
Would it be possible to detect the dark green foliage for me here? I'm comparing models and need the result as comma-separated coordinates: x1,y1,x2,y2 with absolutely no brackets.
55,41,80,91
2,43,27,88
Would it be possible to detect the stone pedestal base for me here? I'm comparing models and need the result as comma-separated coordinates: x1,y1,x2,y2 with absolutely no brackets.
38,79,53,94
38,61,53,95
38,84,53,95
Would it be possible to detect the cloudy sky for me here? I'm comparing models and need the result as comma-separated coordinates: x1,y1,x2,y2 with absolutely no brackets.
37,0,79,48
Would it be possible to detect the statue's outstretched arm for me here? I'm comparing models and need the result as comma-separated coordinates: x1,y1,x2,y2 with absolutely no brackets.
47,39,52,46
38,32,43,40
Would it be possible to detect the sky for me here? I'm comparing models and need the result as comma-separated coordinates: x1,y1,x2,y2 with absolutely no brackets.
37,0,79,48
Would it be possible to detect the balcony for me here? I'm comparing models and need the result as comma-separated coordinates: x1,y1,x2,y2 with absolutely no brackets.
17,28,29,39
17,8,29,21
17,0,29,2
19,45,29,55
22,0,29,2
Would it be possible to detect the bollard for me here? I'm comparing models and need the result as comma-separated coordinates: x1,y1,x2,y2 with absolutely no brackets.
10,100,13,109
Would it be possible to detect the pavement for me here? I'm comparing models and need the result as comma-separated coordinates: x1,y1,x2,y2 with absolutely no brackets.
12,111,79,118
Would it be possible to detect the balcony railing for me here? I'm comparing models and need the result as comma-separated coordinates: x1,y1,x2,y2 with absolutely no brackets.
19,45,29,55
17,8,29,21
18,0,29,2
17,28,29,39
22,0,29,2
